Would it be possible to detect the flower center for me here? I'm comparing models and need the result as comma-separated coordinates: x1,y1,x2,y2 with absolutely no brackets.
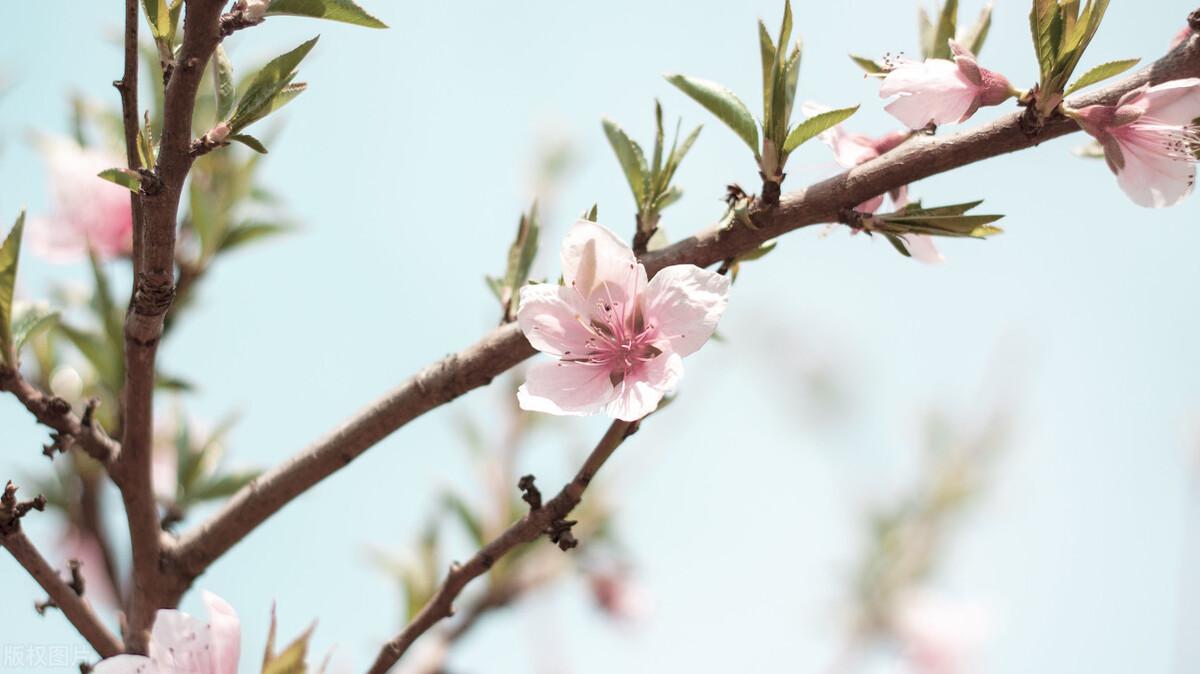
564,287,661,386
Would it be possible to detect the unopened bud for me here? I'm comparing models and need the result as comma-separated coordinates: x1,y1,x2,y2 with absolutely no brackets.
208,123,231,144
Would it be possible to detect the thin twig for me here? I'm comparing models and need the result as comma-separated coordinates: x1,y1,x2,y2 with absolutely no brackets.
168,36,1200,590
0,368,119,465
115,0,230,653
366,420,635,674
0,533,123,657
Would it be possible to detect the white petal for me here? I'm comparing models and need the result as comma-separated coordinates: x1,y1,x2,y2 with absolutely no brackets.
640,265,731,357
202,591,240,674
605,351,684,421
1114,133,1196,207
1140,78,1200,125
560,220,639,296
92,655,159,674
149,607,213,672
517,360,614,416
516,284,594,356
899,234,945,264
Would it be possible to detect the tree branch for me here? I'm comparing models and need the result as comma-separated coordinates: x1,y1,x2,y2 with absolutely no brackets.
168,35,1200,589
116,0,229,653
0,368,119,465
1,489,123,658
366,420,635,674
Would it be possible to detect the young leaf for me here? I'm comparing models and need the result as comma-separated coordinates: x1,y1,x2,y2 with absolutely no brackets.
0,212,25,365
141,0,171,39
261,606,316,674
443,493,487,547
665,74,760,156
229,133,269,154
218,221,294,253
98,168,142,193
1063,58,1138,96
501,208,540,318
932,0,959,60
958,2,993,56
189,470,261,502
87,248,124,351
229,37,319,132
601,118,648,203
918,6,937,59
11,303,58,357
783,105,858,153
849,54,885,75
266,0,388,28
1029,0,1061,79
758,20,777,112
213,45,236,121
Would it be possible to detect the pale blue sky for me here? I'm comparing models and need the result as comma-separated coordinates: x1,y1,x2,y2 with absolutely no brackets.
2,1,1199,673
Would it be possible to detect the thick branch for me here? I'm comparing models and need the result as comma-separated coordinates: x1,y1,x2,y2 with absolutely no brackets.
117,0,229,653
0,368,119,465
366,420,634,674
173,32,1200,586
0,529,123,658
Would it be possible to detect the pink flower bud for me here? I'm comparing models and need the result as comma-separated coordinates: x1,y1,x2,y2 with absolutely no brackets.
245,0,269,21
208,123,231,144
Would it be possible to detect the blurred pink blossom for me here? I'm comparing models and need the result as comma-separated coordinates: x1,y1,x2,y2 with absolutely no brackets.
893,592,989,674
517,221,730,421
879,40,1016,129
587,567,650,622
1070,78,1200,208
93,591,240,674
30,137,133,262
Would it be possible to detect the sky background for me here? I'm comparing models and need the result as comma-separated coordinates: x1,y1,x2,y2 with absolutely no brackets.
2,1,1199,673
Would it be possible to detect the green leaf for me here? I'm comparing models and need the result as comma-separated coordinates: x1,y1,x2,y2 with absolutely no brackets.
87,247,124,352
229,133,269,154
601,118,648,204
783,105,858,153
881,214,1005,237
581,204,599,222
11,303,58,356
189,470,261,502
0,212,25,366
443,493,487,547
1064,57,1135,97
665,74,760,157
141,0,171,39
932,0,958,60
229,37,319,132
766,0,796,143
500,207,540,318
918,6,937,59
266,0,388,28
261,606,316,674
738,239,778,262
958,2,993,56
58,324,122,392
98,168,142,193
662,123,702,188
1030,0,1061,78
884,233,912,257
218,221,294,253
758,20,777,116
849,54,885,75
214,45,236,121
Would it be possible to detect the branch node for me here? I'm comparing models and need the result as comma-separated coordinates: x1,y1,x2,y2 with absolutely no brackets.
81,399,99,428
545,519,579,551
518,474,542,511
0,481,47,536
219,1,267,39
132,272,176,317
67,559,86,596
1189,8,1200,33
35,598,58,615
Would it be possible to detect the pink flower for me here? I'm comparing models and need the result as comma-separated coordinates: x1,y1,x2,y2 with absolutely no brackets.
894,592,989,674
29,137,133,262
803,103,942,264
588,567,650,622
93,591,240,674
516,221,730,421
1069,78,1200,208
880,40,1016,129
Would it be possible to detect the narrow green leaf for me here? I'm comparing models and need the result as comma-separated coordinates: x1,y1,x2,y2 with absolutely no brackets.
501,207,540,318
884,233,913,257
189,470,261,502
214,45,236,121
58,324,122,392
601,118,648,204
229,133,269,154
1064,58,1139,96
881,214,1005,237
932,0,959,60
98,168,142,193
918,6,936,59
738,239,778,262
266,0,388,28
662,124,702,187
229,37,318,132
758,20,777,118
261,609,315,674
87,247,124,352
582,204,599,222
783,105,858,153
443,493,487,547
0,212,25,365
11,303,58,356
141,0,171,39
218,221,294,253
651,101,665,184
665,74,760,157
958,2,993,56
1030,0,1061,78
849,54,885,75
